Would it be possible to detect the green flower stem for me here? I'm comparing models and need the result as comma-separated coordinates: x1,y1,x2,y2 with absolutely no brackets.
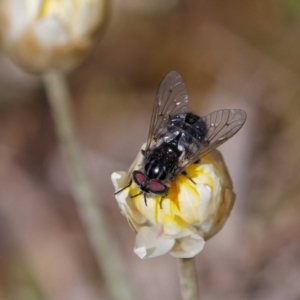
178,258,199,300
43,71,135,300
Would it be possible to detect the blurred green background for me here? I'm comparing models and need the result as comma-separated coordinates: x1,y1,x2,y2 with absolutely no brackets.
1,0,300,299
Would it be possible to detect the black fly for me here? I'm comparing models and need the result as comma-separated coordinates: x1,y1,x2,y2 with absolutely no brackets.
115,71,246,207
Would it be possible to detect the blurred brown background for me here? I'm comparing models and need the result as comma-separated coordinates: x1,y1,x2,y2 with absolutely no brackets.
1,0,300,299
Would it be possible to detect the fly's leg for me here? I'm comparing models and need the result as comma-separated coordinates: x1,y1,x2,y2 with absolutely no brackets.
194,159,200,164
130,191,143,198
144,193,147,206
159,195,166,209
114,179,132,195
182,171,196,184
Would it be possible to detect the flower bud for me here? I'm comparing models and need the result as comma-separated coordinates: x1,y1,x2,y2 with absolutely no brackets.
0,0,108,73
111,146,236,259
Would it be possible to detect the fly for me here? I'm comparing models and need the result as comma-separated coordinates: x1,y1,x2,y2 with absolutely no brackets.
115,71,246,207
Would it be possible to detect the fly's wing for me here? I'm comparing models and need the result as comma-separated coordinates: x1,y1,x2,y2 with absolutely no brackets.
177,109,247,172
145,71,189,152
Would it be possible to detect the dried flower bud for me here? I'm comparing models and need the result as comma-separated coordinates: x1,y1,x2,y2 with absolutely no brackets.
0,0,108,73
111,146,236,259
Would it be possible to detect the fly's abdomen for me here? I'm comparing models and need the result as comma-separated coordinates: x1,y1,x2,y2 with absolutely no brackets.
184,113,207,141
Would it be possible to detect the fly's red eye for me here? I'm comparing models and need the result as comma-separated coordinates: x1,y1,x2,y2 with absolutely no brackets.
149,180,167,194
132,171,146,186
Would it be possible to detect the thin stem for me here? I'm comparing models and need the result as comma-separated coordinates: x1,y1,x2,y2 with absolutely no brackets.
43,71,135,300
178,258,199,300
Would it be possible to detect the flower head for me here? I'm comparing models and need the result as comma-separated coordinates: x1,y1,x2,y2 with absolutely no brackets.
0,0,108,72
111,145,236,259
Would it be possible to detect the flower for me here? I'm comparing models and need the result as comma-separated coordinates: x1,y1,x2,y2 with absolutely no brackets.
111,145,236,259
0,0,108,73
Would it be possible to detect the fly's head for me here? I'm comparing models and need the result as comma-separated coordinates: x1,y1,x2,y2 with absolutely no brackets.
132,170,168,196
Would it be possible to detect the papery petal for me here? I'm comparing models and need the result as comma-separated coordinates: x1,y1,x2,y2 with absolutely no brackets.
177,175,200,224
204,189,236,240
197,184,212,222
134,225,175,259
7,0,28,40
111,171,128,190
111,172,147,227
133,192,159,224
185,163,214,187
196,180,221,233
111,171,130,204
170,234,205,258
163,214,196,238
34,17,68,47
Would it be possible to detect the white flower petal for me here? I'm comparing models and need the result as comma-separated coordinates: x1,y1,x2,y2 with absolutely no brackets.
197,184,212,222
203,188,236,240
170,234,205,258
111,172,130,210
111,171,147,227
111,172,129,198
6,0,28,41
163,214,196,239
177,175,200,223
134,225,175,259
34,17,68,47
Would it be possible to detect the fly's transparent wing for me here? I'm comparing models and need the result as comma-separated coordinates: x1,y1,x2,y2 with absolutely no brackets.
145,71,189,152
177,109,247,172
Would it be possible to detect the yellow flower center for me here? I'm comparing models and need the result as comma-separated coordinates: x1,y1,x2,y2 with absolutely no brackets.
39,0,64,17
38,0,99,18
130,160,216,235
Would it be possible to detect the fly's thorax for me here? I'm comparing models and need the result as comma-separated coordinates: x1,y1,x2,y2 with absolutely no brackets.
144,160,167,180
144,143,180,180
